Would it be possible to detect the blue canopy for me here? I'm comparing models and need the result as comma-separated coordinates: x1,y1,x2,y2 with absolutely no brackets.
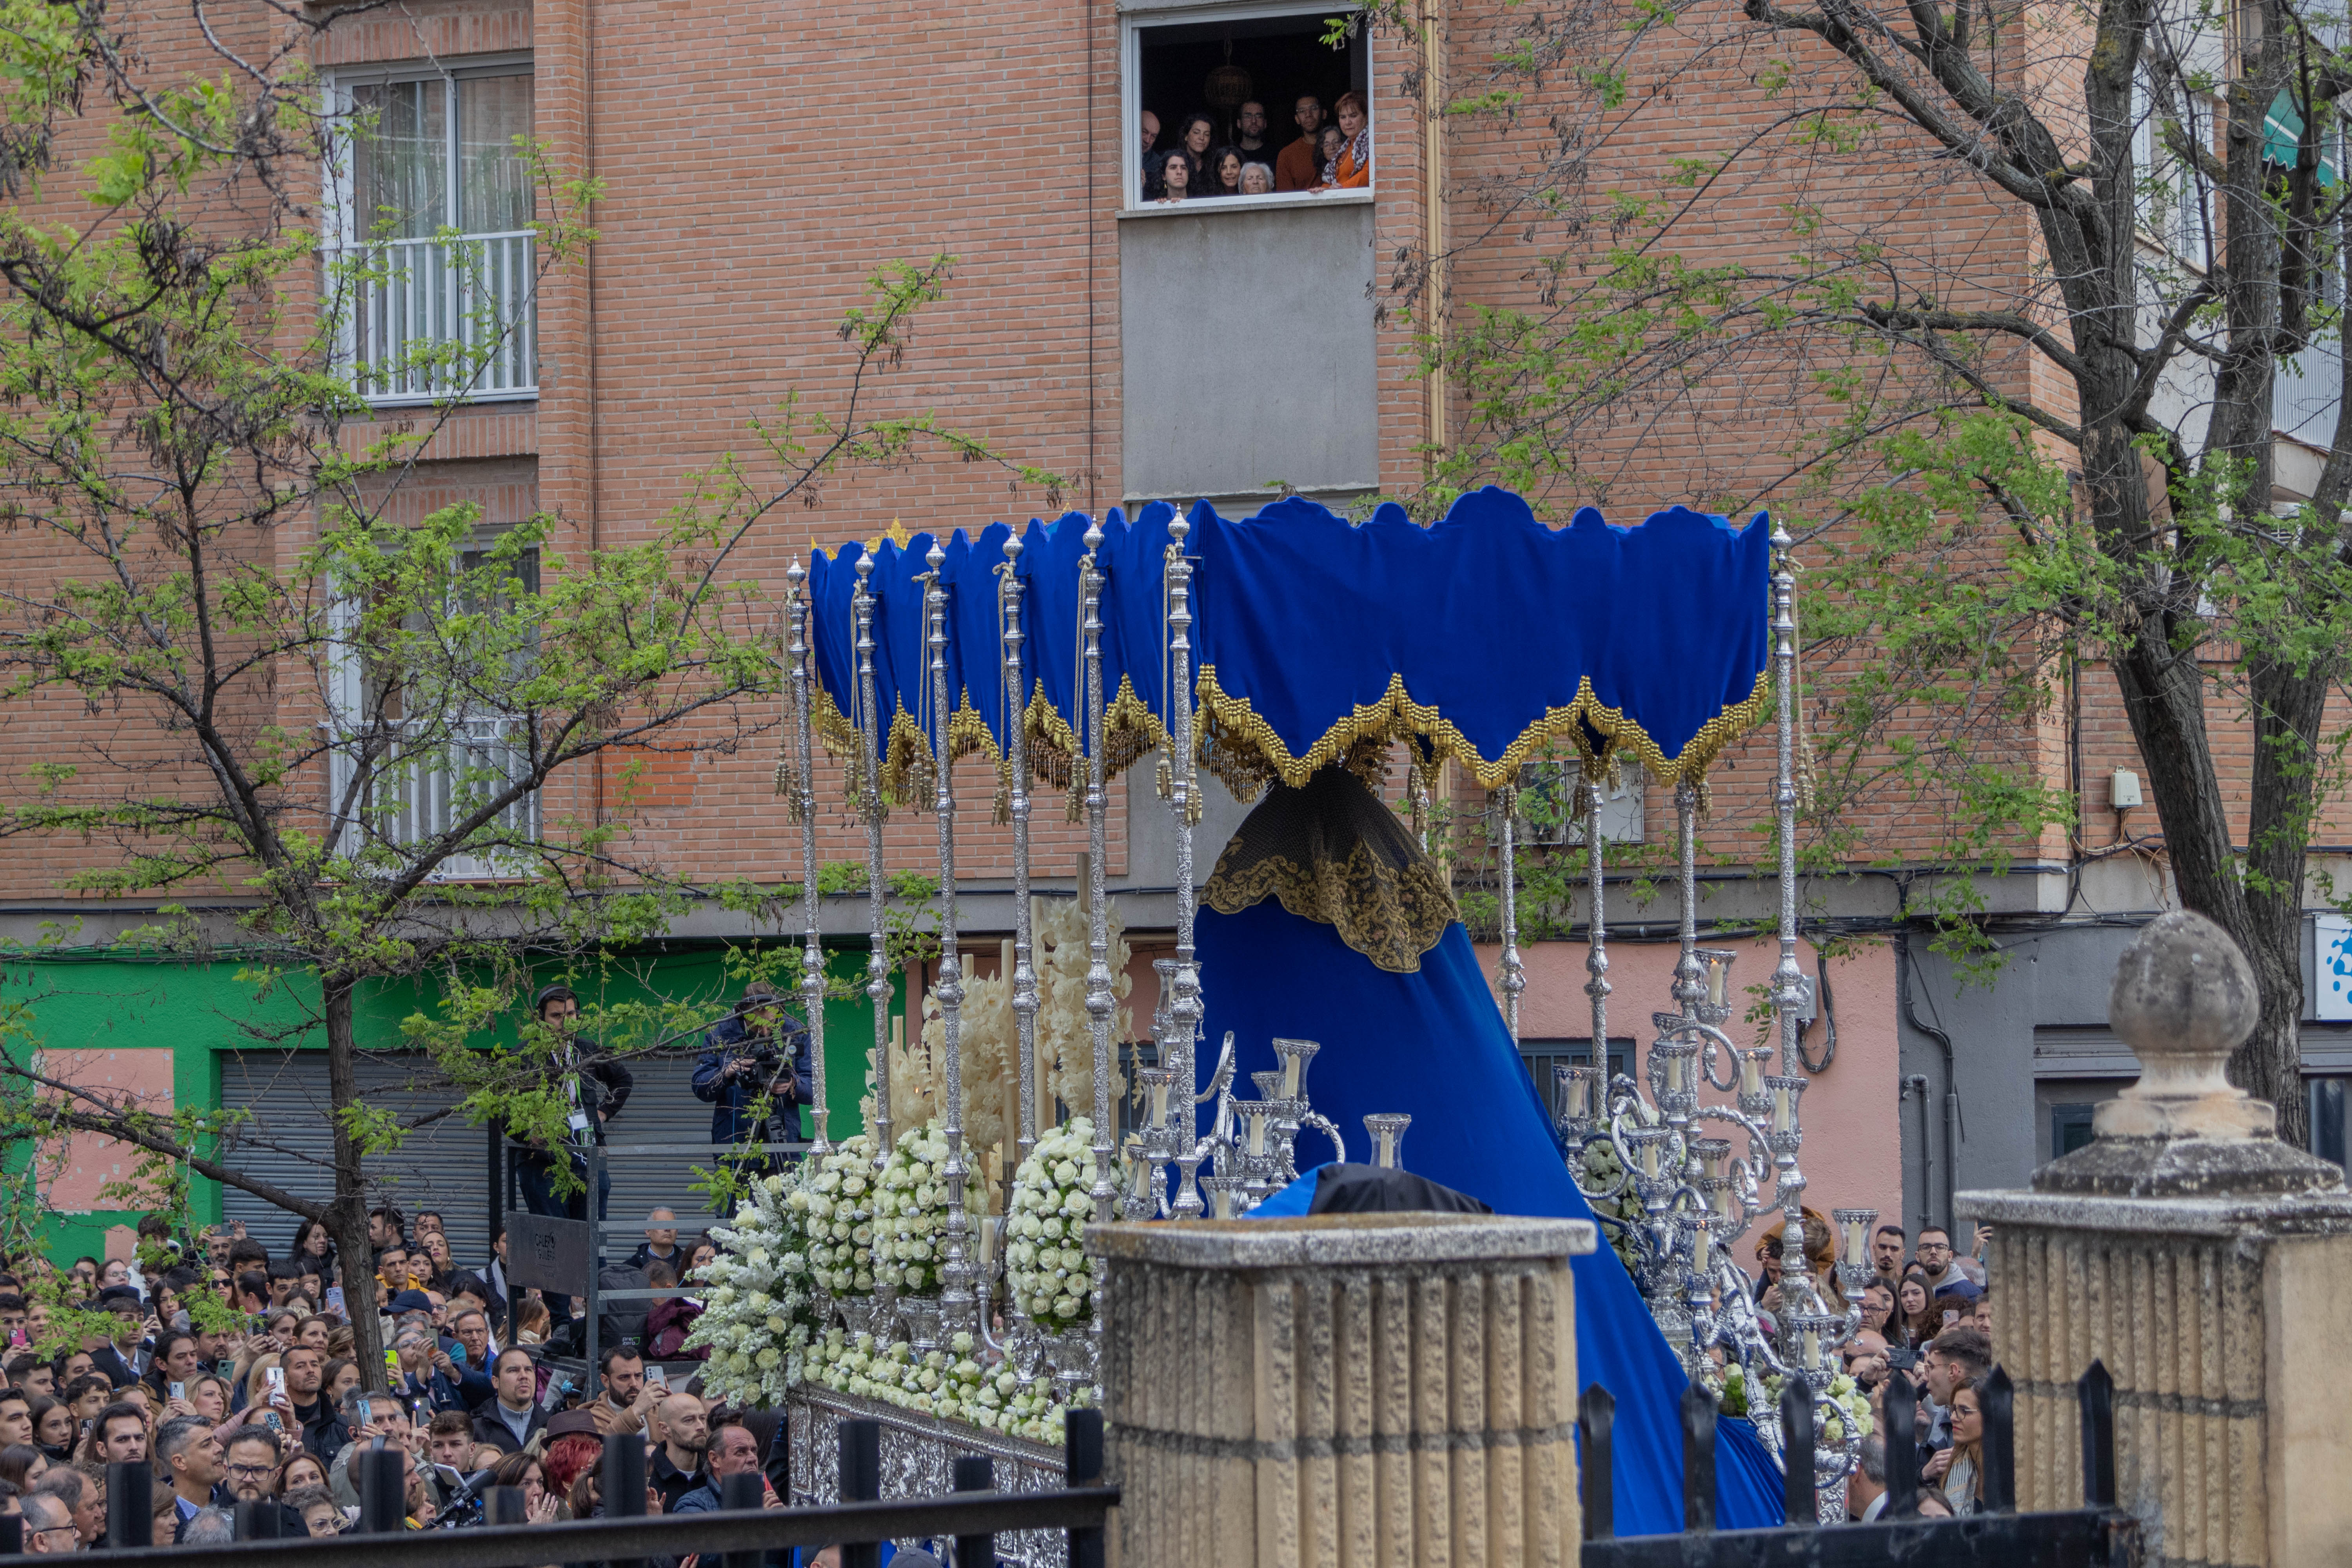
801,489,1771,796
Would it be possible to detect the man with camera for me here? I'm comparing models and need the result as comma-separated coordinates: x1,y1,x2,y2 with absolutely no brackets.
692,980,812,1171
503,983,634,1325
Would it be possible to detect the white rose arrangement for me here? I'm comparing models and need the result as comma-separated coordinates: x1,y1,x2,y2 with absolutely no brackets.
871,1119,987,1296
806,1327,1073,1445
680,1166,819,1407
1005,1116,1101,1331
1571,1138,1647,1276
1723,1365,1874,1444
795,1133,880,1295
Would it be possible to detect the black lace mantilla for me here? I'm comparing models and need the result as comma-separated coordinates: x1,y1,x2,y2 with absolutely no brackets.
1203,765,1457,974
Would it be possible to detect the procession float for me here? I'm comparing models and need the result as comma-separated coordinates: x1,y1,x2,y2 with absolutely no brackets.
681,490,1875,1553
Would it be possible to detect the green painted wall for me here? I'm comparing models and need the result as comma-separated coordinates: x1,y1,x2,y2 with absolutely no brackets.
6,941,900,1260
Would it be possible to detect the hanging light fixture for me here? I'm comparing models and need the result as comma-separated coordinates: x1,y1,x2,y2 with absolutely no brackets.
1203,37,1252,134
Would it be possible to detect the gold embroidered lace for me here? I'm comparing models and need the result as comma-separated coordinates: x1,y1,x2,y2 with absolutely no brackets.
1203,765,1457,974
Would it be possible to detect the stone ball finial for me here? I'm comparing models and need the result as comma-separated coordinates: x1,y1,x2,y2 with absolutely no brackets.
2107,910,2259,1087
2096,911,2271,1144
2034,910,2348,1195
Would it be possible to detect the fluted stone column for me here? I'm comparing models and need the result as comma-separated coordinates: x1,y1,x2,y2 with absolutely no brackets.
1962,911,2352,1568
1089,1212,1595,1568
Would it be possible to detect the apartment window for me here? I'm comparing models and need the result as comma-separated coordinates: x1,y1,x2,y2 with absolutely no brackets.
1488,762,1644,847
2131,65,2212,263
1126,8,1368,211
330,63,537,405
1522,1039,1637,1123
328,540,541,880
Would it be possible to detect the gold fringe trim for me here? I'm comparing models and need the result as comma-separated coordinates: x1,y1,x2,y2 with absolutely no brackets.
1192,666,1769,791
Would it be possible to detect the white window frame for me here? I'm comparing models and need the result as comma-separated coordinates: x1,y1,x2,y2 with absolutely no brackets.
2131,65,2214,266
323,534,542,882
1119,2,1373,218
323,54,540,408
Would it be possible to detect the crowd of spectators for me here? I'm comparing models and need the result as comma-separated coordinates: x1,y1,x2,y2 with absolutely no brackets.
1762,1218,1999,1523
0,1205,832,1557
1137,92,1371,204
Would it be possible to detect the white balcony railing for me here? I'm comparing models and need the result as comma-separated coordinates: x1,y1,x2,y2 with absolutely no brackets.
334,715,539,880
334,230,538,405
2276,334,2344,448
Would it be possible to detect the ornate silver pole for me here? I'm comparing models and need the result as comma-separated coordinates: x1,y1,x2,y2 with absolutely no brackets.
1080,525,1116,1240
1672,778,1705,1018
787,563,829,1152
1584,778,1610,1070
1001,539,1040,1171
854,557,894,1169
1163,519,1201,1169
1497,787,1525,1040
926,545,975,1330
1768,520,1815,1316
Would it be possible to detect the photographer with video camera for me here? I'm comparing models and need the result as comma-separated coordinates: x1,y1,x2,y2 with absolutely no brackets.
692,981,811,1172
503,983,633,1325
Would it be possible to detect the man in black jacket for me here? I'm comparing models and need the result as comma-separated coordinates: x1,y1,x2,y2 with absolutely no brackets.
506,983,632,1323
468,1347,548,1456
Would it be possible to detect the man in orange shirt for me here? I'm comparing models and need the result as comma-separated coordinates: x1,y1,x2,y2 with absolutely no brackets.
1274,94,1325,191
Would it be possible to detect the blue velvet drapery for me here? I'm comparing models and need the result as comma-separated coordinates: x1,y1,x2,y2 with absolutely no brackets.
1203,900,1786,1534
799,489,1770,791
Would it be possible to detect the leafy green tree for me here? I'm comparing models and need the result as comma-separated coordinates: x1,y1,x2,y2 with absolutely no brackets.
1362,0,2352,1146
0,0,1060,1370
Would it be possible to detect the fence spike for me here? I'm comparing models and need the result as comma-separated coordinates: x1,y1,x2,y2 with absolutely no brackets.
2078,1359,2116,1509
1779,1376,1816,1525
1681,1380,1718,1532
953,1454,995,1568
1066,1407,1106,1568
1982,1363,2017,1514
1883,1368,1920,1519
1579,1383,1616,1541
838,1419,882,1568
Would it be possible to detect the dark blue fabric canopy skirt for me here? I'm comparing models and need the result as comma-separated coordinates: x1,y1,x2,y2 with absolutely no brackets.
1199,898,1785,1534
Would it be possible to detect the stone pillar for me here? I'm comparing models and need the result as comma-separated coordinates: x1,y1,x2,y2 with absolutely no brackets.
1962,911,2352,1568
1089,1212,1595,1568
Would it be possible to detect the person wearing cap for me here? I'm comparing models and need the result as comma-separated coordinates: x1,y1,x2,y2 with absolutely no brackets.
504,983,633,1324
693,981,811,1172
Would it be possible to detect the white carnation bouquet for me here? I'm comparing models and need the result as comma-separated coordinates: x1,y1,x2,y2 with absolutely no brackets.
681,1166,820,1406
806,1327,1070,1445
795,1133,880,1295
873,1120,987,1296
1005,1116,1101,1331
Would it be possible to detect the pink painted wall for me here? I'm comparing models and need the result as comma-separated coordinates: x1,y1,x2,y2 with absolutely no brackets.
38,1048,175,1210
1476,936,1903,1231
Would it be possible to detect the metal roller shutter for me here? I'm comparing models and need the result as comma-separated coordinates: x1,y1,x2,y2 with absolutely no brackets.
216,1051,497,1273
597,1049,741,1248
217,1046,761,1277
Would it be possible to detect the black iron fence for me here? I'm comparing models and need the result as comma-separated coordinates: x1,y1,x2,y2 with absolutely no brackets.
0,1414,1111,1568
1580,1362,2140,1567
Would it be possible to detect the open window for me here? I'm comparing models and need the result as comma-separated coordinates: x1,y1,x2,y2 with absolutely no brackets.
1126,7,1369,211
326,60,538,405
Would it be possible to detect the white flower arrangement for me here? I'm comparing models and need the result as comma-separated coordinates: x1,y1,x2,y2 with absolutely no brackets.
1721,1365,1874,1444
793,1133,881,1295
1572,1138,1647,1276
1005,1116,1101,1331
804,1327,1074,1445
873,1120,987,1297
680,1164,823,1407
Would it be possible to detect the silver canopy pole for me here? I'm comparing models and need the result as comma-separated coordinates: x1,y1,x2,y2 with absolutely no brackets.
786,562,829,1153
1164,519,1201,1167
1001,539,1039,1169
1584,778,1610,1071
1497,789,1525,1041
1080,524,1116,1228
854,557,894,1168
926,545,974,1328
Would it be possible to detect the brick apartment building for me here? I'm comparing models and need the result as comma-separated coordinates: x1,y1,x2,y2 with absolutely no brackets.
4,0,2349,1264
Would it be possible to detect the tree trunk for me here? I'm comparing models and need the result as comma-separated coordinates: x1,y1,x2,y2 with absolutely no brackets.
2110,617,2314,1147
323,982,388,1386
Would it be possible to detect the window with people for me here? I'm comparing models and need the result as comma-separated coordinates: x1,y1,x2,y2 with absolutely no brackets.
1132,13,1371,207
